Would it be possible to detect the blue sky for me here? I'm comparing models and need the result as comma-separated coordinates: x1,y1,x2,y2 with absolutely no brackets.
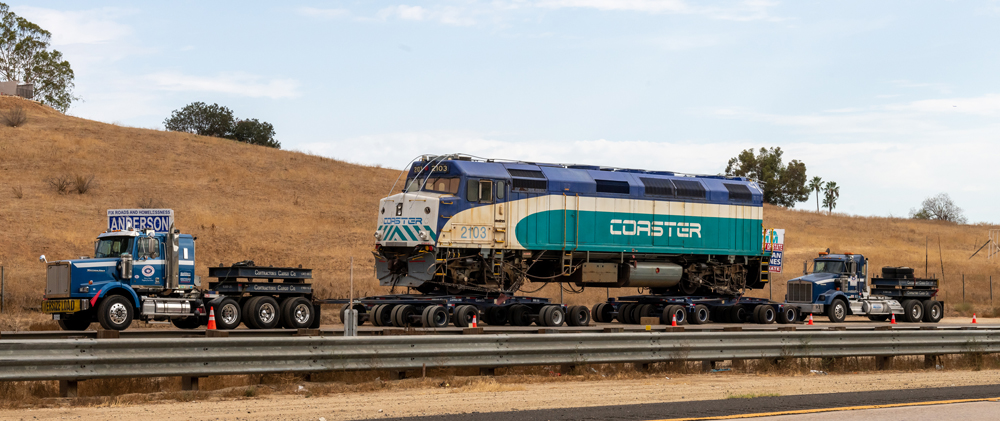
12,1,1000,223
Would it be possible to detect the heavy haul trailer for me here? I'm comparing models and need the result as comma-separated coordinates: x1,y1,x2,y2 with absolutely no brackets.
339,294,591,328
784,251,943,323
40,223,320,331
593,294,799,325
362,154,769,327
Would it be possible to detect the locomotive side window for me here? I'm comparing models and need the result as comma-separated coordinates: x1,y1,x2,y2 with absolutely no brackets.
406,177,460,194
496,181,505,200
466,179,480,202
479,180,493,203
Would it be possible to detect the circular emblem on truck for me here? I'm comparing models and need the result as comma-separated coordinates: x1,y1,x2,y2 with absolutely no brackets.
141,265,155,277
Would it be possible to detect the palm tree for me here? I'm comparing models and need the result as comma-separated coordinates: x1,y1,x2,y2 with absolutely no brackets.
822,181,840,213
808,176,824,212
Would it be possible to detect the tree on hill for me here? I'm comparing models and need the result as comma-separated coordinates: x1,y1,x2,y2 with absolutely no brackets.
808,176,824,212
822,181,839,213
163,102,280,149
0,3,78,112
909,193,967,224
725,147,809,207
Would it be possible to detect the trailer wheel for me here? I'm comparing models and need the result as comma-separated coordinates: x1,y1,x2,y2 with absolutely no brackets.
617,304,634,324
170,316,201,329
902,299,923,323
593,303,613,324
372,304,394,327
634,304,655,324
754,306,777,324
567,305,590,326
247,296,280,329
485,306,509,326
826,299,847,323
712,306,730,323
280,297,314,329
540,305,565,327
663,305,687,325
509,304,532,326
392,304,417,327
58,317,92,331
690,305,709,324
340,303,367,326
729,304,747,323
214,298,242,330
454,305,478,328
97,295,134,331
922,300,943,323
777,306,798,324
421,305,449,328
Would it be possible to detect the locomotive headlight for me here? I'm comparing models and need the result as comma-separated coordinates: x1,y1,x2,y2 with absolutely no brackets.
418,231,429,240
374,231,383,240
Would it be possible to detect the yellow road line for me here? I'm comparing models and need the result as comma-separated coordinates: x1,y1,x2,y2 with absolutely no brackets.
649,397,1000,421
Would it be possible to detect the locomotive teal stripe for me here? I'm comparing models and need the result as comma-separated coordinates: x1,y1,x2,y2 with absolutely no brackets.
513,210,764,256
380,225,437,242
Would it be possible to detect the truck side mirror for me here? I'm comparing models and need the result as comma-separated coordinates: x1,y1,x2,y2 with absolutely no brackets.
120,253,133,280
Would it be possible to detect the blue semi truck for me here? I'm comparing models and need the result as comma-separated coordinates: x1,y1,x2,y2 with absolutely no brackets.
40,222,319,331
784,250,943,323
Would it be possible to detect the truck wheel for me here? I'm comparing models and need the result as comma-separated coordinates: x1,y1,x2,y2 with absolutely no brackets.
922,300,943,323
170,316,202,329
281,297,314,329
902,299,924,323
58,317,92,331
422,305,449,328
729,304,747,323
826,299,847,323
214,298,242,330
392,304,416,327
690,305,709,325
567,305,590,326
453,305,478,328
509,304,532,326
540,305,565,327
97,295,134,331
242,297,262,329
247,296,280,329
777,306,798,324
754,306,776,324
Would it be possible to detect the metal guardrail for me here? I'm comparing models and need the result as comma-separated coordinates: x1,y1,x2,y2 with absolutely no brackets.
1,329,999,382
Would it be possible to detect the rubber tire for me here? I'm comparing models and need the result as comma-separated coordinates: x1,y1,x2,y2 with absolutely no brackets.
902,299,923,323
540,306,565,327
729,304,747,323
826,299,848,323
755,306,777,324
280,297,314,329
340,303,367,326
170,316,201,329
369,304,383,326
453,305,478,328
592,303,608,323
882,267,897,277
868,314,890,322
897,267,914,277
509,304,532,326
922,300,943,323
242,296,262,329
617,304,634,324
567,305,590,326
393,304,416,327
486,306,508,326
213,298,242,330
635,304,655,324
663,305,687,325
712,306,731,323
97,295,134,331
422,305,449,328
777,306,798,324
247,296,280,329
689,304,709,324
373,304,394,327
58,317,92,331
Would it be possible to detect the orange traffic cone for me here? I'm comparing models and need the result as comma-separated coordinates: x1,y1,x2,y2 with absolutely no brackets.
972,314,977,324
890,313,897,324
472,315,478,328
207,307,217,330
807,313,814,325
671,313,678,327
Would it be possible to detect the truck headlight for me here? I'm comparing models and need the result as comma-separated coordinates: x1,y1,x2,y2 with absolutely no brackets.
78,286,90,293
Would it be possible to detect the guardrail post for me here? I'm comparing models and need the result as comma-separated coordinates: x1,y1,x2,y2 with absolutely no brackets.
924,354,939,369
96,329,119,339
635,362,651,372
479,367,496,376
876,355,893,370
59,380,78,398
182,376,202,391
560,364,576,374
389,370,406,380
205,330,229,337
701,360,717,372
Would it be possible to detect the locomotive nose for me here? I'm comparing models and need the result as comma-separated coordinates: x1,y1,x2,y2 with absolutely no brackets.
376,193,440,246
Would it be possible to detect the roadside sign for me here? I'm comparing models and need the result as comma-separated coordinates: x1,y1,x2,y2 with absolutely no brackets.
763,228,785,273
107,209,174,232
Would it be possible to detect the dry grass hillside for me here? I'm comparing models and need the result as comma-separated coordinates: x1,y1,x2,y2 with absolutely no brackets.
0,95,997,329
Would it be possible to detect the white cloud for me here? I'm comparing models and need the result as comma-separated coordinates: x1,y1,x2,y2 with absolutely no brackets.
296,7,351,19
528,0,784,21
144,72,302,99
375,5,478,26
890,80,953,94
12,6,133,46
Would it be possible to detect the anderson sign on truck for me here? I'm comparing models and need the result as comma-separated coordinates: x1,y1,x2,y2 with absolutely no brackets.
107,209,174,232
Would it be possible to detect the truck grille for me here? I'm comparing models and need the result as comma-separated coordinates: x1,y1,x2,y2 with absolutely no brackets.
787,282,812,303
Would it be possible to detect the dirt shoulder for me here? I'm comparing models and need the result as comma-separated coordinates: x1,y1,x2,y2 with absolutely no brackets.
3,369,1000,421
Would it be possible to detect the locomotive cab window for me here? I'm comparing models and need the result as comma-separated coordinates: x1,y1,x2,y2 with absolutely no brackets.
406,177,460,195
496,181,505,200
466,179,480,202
479,180,493,203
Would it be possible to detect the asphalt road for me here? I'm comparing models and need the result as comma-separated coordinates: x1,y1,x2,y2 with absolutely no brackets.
381,384,1000,421
756,400,1000,421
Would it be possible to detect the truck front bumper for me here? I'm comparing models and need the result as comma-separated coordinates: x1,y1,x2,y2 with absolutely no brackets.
787,303,824,314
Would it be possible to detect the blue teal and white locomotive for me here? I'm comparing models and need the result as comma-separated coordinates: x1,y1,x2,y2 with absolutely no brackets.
374,154,770,296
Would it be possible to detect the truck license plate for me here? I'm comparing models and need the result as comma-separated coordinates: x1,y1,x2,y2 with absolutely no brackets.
41,299,82,313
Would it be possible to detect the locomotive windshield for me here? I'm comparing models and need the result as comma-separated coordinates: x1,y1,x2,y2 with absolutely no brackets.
405,177,461,195
813,260,846,274
95,236,135,258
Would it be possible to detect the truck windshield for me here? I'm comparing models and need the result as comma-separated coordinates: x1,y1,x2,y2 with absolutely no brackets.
405,177,460,194
814,261,845,274
95,237,134,258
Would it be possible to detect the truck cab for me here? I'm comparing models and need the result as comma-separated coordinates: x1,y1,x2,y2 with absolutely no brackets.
41,225,201,330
